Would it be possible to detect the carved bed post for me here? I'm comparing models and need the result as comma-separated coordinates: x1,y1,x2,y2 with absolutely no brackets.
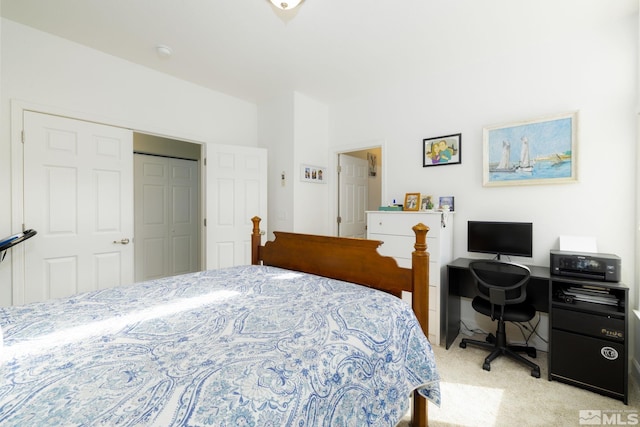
411,222,430,427
411,223,430,336
251,216,262,265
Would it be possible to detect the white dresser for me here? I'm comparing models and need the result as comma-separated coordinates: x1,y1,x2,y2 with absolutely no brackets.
366,211,454,345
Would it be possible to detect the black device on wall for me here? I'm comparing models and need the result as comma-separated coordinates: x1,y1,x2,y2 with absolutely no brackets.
467,221,533,260
0,229,37,263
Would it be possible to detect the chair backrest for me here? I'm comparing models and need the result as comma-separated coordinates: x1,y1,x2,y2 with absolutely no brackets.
468,260,531,308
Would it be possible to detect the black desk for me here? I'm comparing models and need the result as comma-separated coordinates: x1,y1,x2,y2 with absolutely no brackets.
444,258,550,349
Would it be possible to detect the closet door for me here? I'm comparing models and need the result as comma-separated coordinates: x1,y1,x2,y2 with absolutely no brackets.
22,111,133,304
134,154,199,282
205,143,267,268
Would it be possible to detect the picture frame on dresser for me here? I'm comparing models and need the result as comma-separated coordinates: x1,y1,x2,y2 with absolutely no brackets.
438,196,454,211
404,193,420,211
420,195,434,211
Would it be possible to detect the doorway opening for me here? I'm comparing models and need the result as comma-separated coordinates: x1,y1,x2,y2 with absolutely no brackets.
133,133,202,282
336,146,382,237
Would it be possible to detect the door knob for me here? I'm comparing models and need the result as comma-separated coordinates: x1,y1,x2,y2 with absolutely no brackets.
113,238,130,245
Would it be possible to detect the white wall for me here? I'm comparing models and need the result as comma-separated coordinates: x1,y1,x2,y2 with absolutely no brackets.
328,1,638,354
258,93,295,240
0,19,258,305
292,92,330,235
257,91,329,238
329,2,637,281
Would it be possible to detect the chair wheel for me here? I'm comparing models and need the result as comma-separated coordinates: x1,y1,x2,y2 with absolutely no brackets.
459,341,467,349
531,367,540,378
482,362,491,371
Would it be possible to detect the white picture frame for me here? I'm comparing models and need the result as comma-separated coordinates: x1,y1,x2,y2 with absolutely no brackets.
300,164,327,184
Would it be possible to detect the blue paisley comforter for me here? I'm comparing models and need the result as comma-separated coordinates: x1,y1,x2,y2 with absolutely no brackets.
0,265,440,426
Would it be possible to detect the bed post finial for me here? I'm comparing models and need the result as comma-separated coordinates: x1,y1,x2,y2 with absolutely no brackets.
411,221,430,427
251,217,262,265
412,223,428,253
411,222,430,334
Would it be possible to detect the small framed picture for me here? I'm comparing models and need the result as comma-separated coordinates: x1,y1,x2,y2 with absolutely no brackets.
439,196,455,211
423,133,462,167
420,195,434,211
367,152,377,177
300,164,326,184
404,193,420,211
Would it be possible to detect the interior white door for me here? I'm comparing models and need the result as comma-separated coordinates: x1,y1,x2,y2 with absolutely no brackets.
205,143,267,268
134,154,199,282
23,111,134,304
338,154,368,237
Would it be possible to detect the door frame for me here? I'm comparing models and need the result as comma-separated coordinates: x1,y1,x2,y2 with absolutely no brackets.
9,100,211,305
328,139,386,237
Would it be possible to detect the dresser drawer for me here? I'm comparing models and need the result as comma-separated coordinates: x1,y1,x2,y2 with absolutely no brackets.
369,233,440,260
367,213,441,238
378,257,440,289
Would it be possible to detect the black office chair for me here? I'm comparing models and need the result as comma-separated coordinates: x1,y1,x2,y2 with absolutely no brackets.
459,260,541,378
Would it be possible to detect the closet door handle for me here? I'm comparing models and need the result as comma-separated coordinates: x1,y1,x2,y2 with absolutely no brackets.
113,238,130,245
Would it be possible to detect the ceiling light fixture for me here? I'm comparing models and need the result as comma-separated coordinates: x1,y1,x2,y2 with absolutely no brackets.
268,0,303,10
156,45,173,58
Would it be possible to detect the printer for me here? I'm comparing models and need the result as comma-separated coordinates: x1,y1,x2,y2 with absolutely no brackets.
550,250,621,282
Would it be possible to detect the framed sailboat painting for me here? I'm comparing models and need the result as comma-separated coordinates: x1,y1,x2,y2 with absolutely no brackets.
482,111,578,187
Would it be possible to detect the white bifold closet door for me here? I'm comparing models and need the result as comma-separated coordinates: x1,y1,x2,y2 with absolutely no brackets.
134,153,199,282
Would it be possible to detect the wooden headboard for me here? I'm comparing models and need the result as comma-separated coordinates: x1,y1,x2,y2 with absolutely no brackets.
250,216,431,427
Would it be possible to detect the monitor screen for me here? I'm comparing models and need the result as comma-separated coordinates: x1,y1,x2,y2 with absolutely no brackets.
467,221,533,259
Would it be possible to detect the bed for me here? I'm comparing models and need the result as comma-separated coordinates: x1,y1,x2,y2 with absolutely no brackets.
0,217,439,426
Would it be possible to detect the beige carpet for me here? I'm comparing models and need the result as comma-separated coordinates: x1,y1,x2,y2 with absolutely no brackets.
399,335,640,426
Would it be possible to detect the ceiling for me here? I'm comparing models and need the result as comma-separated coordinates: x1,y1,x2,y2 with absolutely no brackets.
0,0,453,104
1,1,637,105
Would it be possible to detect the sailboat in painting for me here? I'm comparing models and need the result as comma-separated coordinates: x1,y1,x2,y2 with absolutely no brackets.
516,136,534,172
490,140,515,172
490,137,533,173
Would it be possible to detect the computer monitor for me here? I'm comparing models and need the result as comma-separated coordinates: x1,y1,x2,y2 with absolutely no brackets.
467,221,533,260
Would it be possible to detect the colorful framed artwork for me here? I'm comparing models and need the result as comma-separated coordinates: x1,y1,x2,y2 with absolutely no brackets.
482,111,578,187
423,133,461,167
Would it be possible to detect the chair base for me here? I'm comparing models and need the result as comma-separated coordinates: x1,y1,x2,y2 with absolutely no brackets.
460,325,541,378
